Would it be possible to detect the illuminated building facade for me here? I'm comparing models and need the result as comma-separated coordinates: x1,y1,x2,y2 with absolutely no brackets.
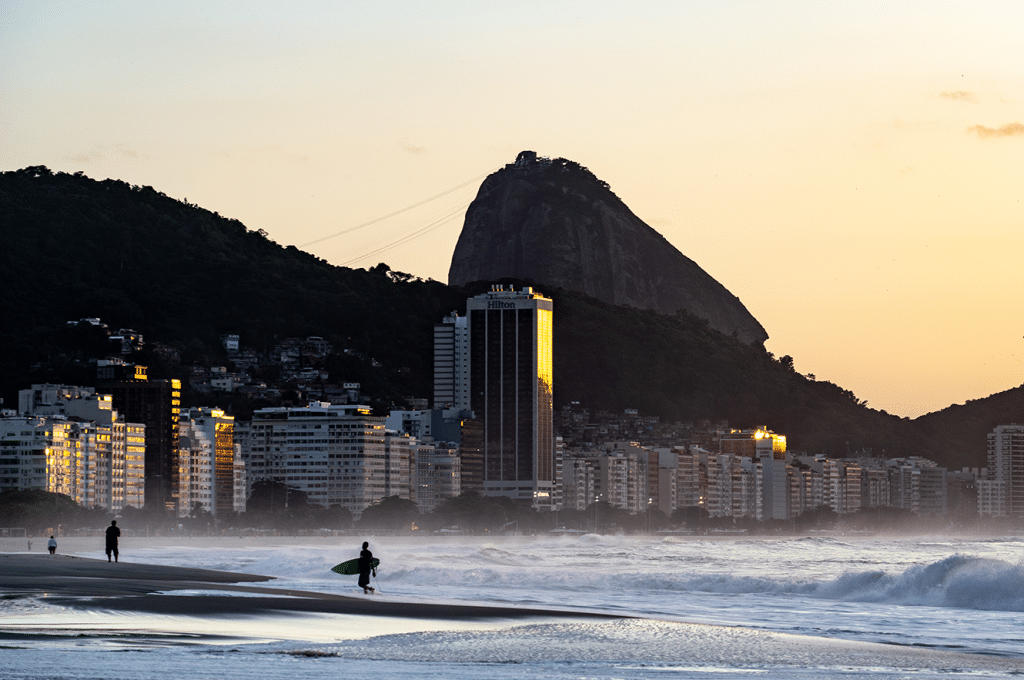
98,361,181,513
11,386,145,510
718,428,789,519
0,417,55,495
720,428,787,459
122,422,146,509
178,408,235,517
466,285,554,508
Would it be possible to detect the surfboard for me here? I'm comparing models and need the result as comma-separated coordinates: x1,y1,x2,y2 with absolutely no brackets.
331,557,379,576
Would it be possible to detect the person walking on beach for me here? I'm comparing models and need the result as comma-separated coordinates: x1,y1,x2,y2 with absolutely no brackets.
105,520,121,562
358,541,376,594
47,536,57,555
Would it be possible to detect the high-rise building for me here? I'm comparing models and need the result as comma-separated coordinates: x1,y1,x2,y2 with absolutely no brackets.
985,424,1024,517
97,361,181,513
466,285,554,507
382,431,414,502
433,313,470,410
18,384,96,414
720,428,788,519
458,417,484,492
386,407,482,493
233,449,248,514
720,428,787,459
560,452,597,511
0,417,58,495
13,385,145,510
412,441,461,512
178,408,235,517
243,402,386,516
384,408,470,444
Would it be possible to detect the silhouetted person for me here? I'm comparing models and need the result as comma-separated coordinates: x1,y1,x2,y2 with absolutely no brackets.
105,520,121,562
358,541,375,594
47,536,57,555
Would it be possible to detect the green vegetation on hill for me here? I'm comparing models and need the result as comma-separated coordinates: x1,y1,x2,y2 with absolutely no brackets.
1,166,1020,468
549,288,914,456
0,165,466,412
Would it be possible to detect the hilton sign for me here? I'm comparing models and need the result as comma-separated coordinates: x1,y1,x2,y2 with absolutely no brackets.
488,301,517,309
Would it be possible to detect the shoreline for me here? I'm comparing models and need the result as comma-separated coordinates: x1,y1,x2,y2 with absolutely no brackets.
0,553,621,620
4,552,1024,677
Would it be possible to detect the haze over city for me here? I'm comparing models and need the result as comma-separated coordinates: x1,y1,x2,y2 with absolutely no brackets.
2,1,1022,419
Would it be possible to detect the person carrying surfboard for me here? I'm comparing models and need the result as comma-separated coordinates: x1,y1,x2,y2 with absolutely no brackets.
328,548,380,587
358,541,376,594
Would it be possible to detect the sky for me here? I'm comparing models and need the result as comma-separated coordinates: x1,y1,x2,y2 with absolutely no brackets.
2,1,1022,419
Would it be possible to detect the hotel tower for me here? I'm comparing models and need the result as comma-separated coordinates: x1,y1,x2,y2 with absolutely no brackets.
465,285,554,508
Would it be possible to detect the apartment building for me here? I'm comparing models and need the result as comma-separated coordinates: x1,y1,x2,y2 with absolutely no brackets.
178,407,236,517
242,402,386,517
984,424,1024,518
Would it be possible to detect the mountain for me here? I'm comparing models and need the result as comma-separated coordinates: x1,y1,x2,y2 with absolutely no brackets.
1,165,1020,470
0,166,466,412
449,152,769,345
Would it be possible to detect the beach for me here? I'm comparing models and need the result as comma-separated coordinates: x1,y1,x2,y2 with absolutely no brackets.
0,553,618,620
4,536,1024,679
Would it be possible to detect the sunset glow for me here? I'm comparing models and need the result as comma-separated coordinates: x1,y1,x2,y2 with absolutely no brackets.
2,1,1021,418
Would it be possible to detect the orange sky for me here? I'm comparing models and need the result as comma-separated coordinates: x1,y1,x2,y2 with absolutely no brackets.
2,2,1022,418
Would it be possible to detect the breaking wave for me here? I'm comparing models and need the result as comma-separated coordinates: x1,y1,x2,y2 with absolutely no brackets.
809,554,1024,610
117,538,1024,614
389,553,1024,612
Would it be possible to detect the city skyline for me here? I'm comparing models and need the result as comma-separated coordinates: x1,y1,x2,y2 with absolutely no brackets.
2,2,1022,418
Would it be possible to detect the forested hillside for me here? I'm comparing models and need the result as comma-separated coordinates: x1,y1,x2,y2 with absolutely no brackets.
1,166,1020,468
0,166,465,409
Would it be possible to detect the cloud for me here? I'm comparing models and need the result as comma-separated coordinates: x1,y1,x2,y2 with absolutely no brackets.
940,90,975,102
61,145,142,163
400,142,426,154
63,151,103,163
968,122,1024,138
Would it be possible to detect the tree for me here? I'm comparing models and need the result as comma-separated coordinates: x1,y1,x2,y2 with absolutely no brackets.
247,480,308,513
672,505,710,532
182,502,213,535
426,490,512,534
0,489,84,534
793,505,838,532
587,501,633,533
357,496,419,533
635,507,671,533
307,503,353,531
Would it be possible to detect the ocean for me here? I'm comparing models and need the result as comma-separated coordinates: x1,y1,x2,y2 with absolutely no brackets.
3,532,1024,679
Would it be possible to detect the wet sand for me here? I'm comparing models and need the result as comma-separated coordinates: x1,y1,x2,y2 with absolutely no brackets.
4,554,1024,677
0,553,619,620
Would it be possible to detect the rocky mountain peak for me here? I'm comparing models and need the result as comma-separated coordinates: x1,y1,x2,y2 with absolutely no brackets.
448,152,769,345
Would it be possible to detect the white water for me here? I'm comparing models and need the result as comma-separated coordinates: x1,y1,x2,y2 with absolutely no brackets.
4,533,1024,678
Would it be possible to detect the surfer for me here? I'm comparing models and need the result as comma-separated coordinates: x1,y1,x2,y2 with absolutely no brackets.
358,541,376,594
